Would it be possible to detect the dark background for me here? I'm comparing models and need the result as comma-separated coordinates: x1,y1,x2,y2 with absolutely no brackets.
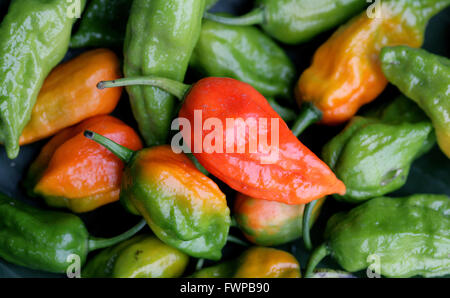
0,0,449,278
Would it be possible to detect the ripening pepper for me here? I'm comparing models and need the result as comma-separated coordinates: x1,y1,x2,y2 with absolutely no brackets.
0,192,146,273
190,247,301,278
24,115,142,213
82,235,189,278
381,46,450,159
190,18,295,99
204,0,367,44
3,49,122,146
84,132,231,261
0,0,87,159
294,0,450,129
322,96,435,203
98,76,346,205
305,194,450,278
234,193,325,246
123,0,205,147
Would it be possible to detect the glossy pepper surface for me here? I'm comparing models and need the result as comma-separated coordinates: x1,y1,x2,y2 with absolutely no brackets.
204,0,366,44
295,0,450,126
305,194,450,278
381,46,450,159
0,192,146,273
82,235,189,278
71,0,133,48
322,96,435,203
191,247,301,278
10,49,122,145
24,115,142,213
98,76,346,205
85,132,231,261
190,18,295,99
234,193,325,246
123,0,205,146
0,0,87,159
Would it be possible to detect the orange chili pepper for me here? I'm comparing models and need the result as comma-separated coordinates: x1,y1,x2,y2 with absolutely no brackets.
18,48,122,145
24,115,142,213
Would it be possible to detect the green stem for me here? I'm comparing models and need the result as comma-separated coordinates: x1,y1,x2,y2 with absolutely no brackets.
97,76,191,100
305,243,330,278
291,103,322,138
227,235,249,247
203,7,265,26
302,200,318,251
84,130,135,164
267,98,297,123
88,219,147,251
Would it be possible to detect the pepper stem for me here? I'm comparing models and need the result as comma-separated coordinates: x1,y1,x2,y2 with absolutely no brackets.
227,235,249,247
97,76,190,100
203,7,265,26
267,98,297,123
84,130,135,164
291,103,322,137
88,219,147,252
305,243,330,278
302,200,318,251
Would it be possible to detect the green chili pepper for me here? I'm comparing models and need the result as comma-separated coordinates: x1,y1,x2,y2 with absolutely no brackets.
124,0,205,146
70,0,132,48
84,131,231,261
190,18,296,99
0,193,146,273
82,235,189,278
0,0,87,159
381,46,450,159
204,0,367,44
305,194,450,278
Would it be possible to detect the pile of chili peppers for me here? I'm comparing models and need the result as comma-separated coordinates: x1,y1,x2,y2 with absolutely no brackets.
0,0,449,279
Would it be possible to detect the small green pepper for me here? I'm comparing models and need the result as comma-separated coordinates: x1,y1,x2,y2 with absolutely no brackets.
0,193,146,273
322,96,435,203
82,235,189,278
70,0,132,48
0,0,87,159
190,247,301,278
381,46,450,159
190,18,295,99
305,194,450,278
204,0,367,44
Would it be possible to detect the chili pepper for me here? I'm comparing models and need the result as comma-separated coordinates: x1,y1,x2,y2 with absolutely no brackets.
4,49,121,146
0,192,146,273
98,76,346,205
71,0,133,48
190,18,295,99
84,132,231,261
309,269,356,278
82,235,189,278
305,194,450,278
0,0,87,159
204,0,367,44
123,0,205,147
234,193,325,246
381,46,450,159
24,115,142,213
294,0,449,131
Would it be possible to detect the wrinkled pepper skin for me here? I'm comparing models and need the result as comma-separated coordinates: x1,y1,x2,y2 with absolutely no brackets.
123,0,205,146
13,49,122,145
191,247,301,278
190,19,295,99
179,77,346,205
381,46,450,158
306,194,450,278
296,0,450,125
322,97,434,203
0,0,87,159
234,194,325,246
24,115,142,213
82,235,189,278
71,0,133,48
